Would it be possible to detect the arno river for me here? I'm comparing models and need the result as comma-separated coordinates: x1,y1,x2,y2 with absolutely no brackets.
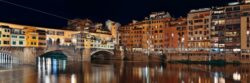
0,58,249,83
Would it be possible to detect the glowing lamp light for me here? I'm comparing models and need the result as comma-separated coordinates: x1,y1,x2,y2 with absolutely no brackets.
233,72,241,81
71,74,77,83
181,38,185,42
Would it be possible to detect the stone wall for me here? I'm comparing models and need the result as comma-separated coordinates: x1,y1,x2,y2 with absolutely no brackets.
119,51,250,63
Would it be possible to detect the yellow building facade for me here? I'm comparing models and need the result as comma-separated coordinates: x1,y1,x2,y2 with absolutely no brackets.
0,25,11,47
24,27,39,47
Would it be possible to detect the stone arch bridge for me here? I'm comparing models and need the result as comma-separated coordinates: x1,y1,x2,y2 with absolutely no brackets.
0,46,119,64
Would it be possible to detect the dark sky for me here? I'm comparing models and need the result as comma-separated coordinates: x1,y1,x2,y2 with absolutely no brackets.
0,0,237,28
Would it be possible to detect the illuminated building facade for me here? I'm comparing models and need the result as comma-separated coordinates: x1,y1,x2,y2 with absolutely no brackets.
24,27,39,47
211,7,226,53
11,28,25,47
45,29,75,46
187,8,212,52
120,22,142,51
243,0,250,3
120,12,172,52
223,3,241,53
0,25,11,46
37,29,46,48
73,31,114,49
170,17,188,51
0,21,115,50
240,3,250,57
165,20,178,51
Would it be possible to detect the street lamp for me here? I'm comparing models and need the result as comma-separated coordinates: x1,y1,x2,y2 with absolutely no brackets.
147,40,150,56
181,37,185,52
171,33,174,52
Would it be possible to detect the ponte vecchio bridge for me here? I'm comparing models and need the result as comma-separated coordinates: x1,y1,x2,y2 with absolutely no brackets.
0,22,121,64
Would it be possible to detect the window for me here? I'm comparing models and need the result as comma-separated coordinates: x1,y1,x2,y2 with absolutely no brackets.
12,35,17,38
39,37,46,40
56,31,64,36
19,36,25,39
159,30,163,33
155,31,158,33
233,7,240,11
4,41,9,45
226,8,232,12
32,36,36,39
194,19,203,23
194,25,203,29
4,29,9,32
12,41,16,45
195,31,198,34
19,41,23,45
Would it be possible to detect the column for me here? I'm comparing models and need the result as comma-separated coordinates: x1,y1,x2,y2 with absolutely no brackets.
0,53,2,63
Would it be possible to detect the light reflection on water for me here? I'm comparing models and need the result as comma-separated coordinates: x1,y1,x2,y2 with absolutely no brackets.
0,60,250,83
37,57,67,83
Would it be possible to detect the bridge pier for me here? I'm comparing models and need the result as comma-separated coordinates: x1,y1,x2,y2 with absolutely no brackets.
82,48,91,61
22,48,42,64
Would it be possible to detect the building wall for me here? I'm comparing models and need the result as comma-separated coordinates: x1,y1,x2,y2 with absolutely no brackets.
187,8,212,51
241,4,250,57
24,27,39,47
224,5,241,53
120,17,172,52
46,29,75,46
10,28,25,47
241,16,250,50
37,29,46,48
211,7,226,53
0,26,11,47
165,25,178,49
170,17,188,51
120,22,144,51
149,18,171,51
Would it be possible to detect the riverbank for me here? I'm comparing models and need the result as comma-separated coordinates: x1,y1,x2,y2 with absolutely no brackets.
118,51,250,64
169,60,241,66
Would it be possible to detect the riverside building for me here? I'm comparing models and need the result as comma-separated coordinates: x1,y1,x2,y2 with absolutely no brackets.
187,8,212,52
120,12,172,53
0,20,116,50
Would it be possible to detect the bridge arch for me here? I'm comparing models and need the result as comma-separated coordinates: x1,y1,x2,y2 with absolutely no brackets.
90,50,114,60
0,52,18,63
38,50,68,60
39,48,81,61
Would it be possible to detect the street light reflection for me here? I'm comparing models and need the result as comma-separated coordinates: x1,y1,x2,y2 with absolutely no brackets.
233,72,241,81
37,57,67,83
71,74,77,83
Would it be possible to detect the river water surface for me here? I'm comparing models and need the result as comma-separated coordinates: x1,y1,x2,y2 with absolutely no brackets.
0,58,249,83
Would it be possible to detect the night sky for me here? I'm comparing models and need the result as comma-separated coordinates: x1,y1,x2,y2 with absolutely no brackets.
0,0,237,28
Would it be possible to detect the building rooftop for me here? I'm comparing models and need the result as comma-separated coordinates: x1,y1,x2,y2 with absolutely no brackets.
148,11,171,19
190,8,211,13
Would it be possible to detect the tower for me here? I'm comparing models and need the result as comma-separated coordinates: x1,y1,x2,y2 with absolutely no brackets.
243,0,250,3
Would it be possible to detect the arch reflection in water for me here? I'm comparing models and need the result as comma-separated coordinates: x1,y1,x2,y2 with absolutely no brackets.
0,53,16,64
213,72,225,83
37,57,67,83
